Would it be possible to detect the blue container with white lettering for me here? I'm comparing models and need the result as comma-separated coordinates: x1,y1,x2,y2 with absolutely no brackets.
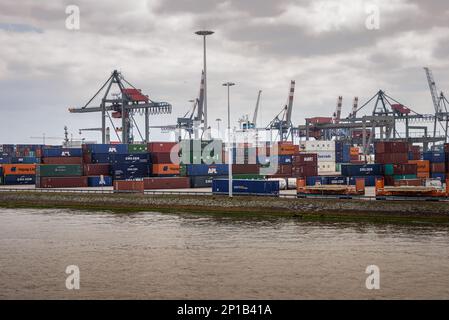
4,174,36,185
184,164,229,176
431,173,446,181
43,148,82,157
0,156,11,164
85,144,128,154
278,155,293,165
88,176,113,187
212,179,279,196
423,152,446,163
111,163,150,180
306,176,324,186
341,164,383,176
110,153,150,164
90,153,111,164
11,157,39,164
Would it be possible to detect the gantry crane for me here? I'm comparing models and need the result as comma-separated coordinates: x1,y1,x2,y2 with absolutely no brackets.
242,90,262,130
424,67,449,143
69,70,172,144
266,81,296,142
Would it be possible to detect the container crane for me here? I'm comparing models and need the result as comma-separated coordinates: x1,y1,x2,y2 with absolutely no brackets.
242,90,262,130
424,67,449,142
333,96,343,124
267,81,295,142
69,70,172,144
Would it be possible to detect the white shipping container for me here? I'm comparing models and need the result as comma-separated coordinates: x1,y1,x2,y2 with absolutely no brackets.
318,161,337,173
316,151,336,162
305,140,335,151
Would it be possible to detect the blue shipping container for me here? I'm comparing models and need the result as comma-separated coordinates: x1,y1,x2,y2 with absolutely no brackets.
324,176,350,185
88,176,113,187
85,144,128,154
431,173,446,181
306,176,325,186
212,179,280,196
4,175,36,185
110,153,150,164
348,176,382,187
278,155,293,165
11,157,39,164
185,164,229,176
43,148,82,157
423,152,446,163
90,153,111,164
341,164,383,176
111,163,150,179
0,156,11,164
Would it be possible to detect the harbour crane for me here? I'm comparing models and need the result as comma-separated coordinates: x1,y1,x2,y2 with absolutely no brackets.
242,90,262,130
266,81,296,142
424,67,449,143
69,70,172,144
333,96,343,124
176,71,205,140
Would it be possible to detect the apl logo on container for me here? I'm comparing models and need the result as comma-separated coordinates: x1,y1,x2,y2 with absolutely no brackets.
61,151,71,157
208,167,218,175
108,147,118,153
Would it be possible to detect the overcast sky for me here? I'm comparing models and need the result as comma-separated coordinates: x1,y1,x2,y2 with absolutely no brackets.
0,0,448,144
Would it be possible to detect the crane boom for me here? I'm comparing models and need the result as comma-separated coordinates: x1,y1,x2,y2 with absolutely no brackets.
333,96,343,123
351,97,359,118
252,90,262,127
286,80,295,124
424,67,441,114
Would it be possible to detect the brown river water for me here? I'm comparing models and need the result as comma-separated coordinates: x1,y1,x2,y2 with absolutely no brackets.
0,208,448,299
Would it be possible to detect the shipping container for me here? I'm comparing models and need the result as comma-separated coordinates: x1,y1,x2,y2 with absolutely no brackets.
90,153,111,164
43,147,82,158
278,155,293,165
110,153,150,164
113,180,144,193
305,140,336,151
87,176,113,187
190,176,223,188
150,153,177,164
147,142,178,153
42,157,83,165
152,164,180,176
2,164,36,175
375,153,408,164
430,162,446,173
143,177,190,190
37,176,88,188
306,176,325,186
275,164,292,176
392,174,418,180
423,152,446,163
341,164,383,176
0,176,3,185
431,173,446,181
292,153,318,166
292,166,318,177
417,172,430,179
232,174,266,180
408,160,430,172
324,176,349,185
111,163,150,180
3,174,35,185
212,179,280,196
83,144,128,154
83,164,111,176
318,162,337,174
36,164,82,177
394,179,423,187
183,164,229,176
128,144,148,153
232,164,260,174
392,164,418,175
375,141,408,154
0,156,11,164
10,157,39,164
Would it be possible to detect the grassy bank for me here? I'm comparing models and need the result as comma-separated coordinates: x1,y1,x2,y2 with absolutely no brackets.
1,191,449,224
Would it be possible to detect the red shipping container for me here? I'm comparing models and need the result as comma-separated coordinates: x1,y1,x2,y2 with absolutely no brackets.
83,152,92,164
275,164,292,175
232,164,260,174
375,141,408,154
113,180,144,193
394,179,423,187
83,164,110,176
393,164,417,175
431,162,446,173
42,157,83,165
375,153,408,164
151,152,177,164
147,142,178,153
37,176,88,188
144,177,190,190
292,166,318,177
292,153,318,166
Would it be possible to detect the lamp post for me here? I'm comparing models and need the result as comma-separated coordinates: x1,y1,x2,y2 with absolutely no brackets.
195,30,214,140
216,118,222,138
223,82,235,198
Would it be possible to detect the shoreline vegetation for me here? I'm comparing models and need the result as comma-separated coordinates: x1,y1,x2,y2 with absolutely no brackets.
1,191,449,224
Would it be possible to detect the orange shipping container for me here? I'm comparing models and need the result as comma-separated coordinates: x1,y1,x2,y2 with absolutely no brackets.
408,160,430,173
152,164,180,175
113,180,144,194
417,172,430,179
1,164,36,175
350,147,359,156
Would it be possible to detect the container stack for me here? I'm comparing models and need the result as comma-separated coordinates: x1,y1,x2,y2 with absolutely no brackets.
424,151,446,182
340,164,384,187
303,140,336,174
408,145,421,161
266,142,297,178
0,144,41,185
291,153,318,178
335,141,351,165
36,164,86,188
374,142,408,164
408,160,430,179
0,164,36,185
383,163,418,186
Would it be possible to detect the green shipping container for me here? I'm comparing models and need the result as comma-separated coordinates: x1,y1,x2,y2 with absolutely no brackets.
393,174,418,180
384,164,394,176
36,165,83,177
233,174,266,180
0,176,3,185
128,144,148,153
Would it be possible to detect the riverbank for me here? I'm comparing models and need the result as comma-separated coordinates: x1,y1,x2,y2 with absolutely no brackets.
1,191,449,224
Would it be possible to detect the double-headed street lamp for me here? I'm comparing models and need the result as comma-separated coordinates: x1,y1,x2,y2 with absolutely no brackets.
223,82,235,198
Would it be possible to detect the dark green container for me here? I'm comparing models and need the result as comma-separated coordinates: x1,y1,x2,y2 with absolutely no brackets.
36,164,83,177
128,144,148,153
393,174,417,180
384,164,394,176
